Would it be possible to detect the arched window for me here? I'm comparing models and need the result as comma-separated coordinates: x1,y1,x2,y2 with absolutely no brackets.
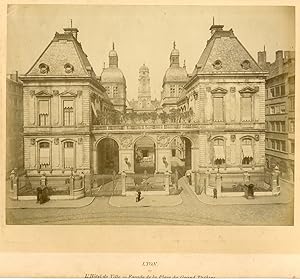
63,141,75,169
241,138,254,165
39,142,50,169
213,138,225,165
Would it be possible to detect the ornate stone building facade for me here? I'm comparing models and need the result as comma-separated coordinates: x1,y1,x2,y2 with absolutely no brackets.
20,27,114,187
175,24,267,195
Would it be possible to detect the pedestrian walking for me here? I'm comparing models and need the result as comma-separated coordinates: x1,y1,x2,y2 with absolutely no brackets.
136,189,142,202
213,187,217,199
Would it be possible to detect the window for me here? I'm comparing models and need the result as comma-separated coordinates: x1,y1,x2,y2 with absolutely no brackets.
241,97,252,121
290,96,295,111
213,138,225,165
270,88,275,98
270,106,275,114
281,141,286,152
271,122,275,131
276,140,280,150
178,86,183,95
271,140,275,149
281,121,286,132
39,142,50,169
64,141,75,169
289,120,295,133
213,97,224,122
105,86,111,96
290,141,295,154
281,85,285,96
170,85,176,97
275,86,280,97
172,149,176,157
63,100,74,126
276,122,280,131
275,106,280,114
266,122,269,131
38,100,49,126
241,138,253,165
113,86,119,97
280,105,286,113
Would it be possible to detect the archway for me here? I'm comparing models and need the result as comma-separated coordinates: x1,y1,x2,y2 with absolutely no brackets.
170,136,192,176
97,138,119,174
134,137,156,173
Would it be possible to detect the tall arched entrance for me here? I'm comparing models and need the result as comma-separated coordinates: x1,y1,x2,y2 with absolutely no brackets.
170,136,192,176
97,138,119,174
134,137,156,173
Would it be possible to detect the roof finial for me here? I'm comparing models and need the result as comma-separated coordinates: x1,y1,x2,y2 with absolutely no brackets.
213,16,215,25
112,42,115,50
103,62,105,69
173,41,176,49
70,19,73,28
183,59,186,68
264,45,266,52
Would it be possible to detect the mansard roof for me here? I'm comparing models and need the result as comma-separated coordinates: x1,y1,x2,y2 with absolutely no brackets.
192,27,264,75
25,31,97,79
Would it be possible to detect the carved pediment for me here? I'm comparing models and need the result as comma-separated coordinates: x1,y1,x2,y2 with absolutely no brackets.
239,86,257,95
59,91,77,97
35,90,53,97
211,87,228,96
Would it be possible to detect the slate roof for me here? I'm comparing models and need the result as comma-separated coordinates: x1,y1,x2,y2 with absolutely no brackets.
25,31,97,78
163,66,188,83
100,67,126,84
192,28,264,76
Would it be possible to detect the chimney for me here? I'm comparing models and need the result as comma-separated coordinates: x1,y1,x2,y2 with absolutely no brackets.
258,47,267,69
209,24,224,35
63,27,79,39
15,70,18,82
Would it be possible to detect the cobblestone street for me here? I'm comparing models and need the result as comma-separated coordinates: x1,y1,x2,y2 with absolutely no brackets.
6,178,293,225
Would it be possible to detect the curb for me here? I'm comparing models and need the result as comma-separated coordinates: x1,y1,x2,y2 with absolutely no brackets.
108,195,183,208
184,183,292,206
6,196,96,209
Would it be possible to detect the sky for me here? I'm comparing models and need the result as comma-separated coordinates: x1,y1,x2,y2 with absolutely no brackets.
7,5,295,100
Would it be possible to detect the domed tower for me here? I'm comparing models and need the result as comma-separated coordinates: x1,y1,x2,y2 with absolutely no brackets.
137,64,152,110
100,43,127,113
161,42,188,112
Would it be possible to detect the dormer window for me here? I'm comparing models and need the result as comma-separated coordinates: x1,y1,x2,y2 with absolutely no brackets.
241,60,251,70
39,63,49,74
213,60,222,70
64,63,74,74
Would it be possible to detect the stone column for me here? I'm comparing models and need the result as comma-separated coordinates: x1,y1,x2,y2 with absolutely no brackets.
69,173,74,196
121,171,126,196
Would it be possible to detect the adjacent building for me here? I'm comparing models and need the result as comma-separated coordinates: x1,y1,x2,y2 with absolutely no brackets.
260,49,295,182
6,72,24,176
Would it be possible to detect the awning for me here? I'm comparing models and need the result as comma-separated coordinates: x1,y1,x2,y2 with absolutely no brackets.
214,145,225,160
242,145,253,158
91,102,98,117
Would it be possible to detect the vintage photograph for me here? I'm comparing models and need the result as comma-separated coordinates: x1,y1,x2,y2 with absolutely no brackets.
5,5,295,225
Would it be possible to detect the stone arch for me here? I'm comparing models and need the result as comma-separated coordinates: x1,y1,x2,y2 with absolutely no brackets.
95,135,120,149
96,137,119,174
134,135,156,174
133,134,157,147
169,135,193,173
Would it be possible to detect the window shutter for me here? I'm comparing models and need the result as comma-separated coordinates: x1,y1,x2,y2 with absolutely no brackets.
241,97,252,121
213,97,223,121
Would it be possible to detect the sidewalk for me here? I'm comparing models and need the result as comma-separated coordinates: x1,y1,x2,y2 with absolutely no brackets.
179,177,293,206
6,196,95,209
109,195,182,208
